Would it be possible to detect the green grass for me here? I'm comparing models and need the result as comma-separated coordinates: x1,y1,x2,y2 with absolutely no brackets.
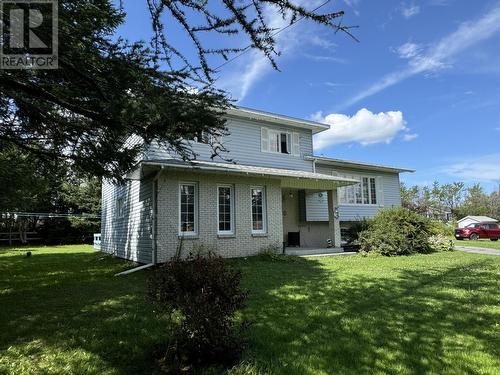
1,246,499,374
452,237,500,250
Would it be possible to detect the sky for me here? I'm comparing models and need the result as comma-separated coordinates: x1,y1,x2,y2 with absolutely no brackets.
116,0,500,192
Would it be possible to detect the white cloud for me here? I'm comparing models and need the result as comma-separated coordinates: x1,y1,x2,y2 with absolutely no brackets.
401,4,420,18
312,108,408,149
395,42,422,59
342,3,500,108
403,133,418,141
441,154,500,181
303,53,347,64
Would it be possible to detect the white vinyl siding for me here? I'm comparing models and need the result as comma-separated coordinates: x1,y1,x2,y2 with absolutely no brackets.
101,179,153,264
217,185,234,235
251,187,267,233
145,118,314,172
305,192,329,222
179,183,198,236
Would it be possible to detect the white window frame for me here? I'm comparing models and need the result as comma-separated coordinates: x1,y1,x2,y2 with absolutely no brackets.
217,184,235,235
261,127,300,156
116,196,125,218
251,186,267,234
178,182,198,236
337,174,379,206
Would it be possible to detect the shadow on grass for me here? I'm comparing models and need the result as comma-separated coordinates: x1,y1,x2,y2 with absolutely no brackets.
0,250,167,375
234,255,500,375
1,249,499,375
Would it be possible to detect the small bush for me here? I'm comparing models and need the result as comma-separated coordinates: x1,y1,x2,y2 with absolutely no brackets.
147,252,248,371
429,234,454,252
359,207,434,256
430,220,455,237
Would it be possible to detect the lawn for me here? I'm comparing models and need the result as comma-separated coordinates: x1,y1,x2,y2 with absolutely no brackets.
452,237,500,250
1,246,499,375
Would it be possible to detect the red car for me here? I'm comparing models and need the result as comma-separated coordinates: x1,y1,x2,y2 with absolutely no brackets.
455,222,500,241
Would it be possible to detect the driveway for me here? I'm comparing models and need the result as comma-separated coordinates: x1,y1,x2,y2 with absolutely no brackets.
455,246,500,256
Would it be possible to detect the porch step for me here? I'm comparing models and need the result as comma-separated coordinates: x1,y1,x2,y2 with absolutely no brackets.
285,247,344,256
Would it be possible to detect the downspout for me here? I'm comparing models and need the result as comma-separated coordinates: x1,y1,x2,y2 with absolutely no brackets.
312,157,317,173
151,166,163,265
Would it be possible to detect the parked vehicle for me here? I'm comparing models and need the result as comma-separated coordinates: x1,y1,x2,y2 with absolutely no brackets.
454,222,500,241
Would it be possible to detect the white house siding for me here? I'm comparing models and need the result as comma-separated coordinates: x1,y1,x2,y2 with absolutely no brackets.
144,117,314,172
313,165,403,221
101,178,153,263
155,170,283,261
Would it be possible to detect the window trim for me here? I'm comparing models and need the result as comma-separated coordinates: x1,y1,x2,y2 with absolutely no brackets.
116,196,125,219
261,127,300,156
337,174,379,206
217,184,235,235
178,182,198,236
250,186,267,234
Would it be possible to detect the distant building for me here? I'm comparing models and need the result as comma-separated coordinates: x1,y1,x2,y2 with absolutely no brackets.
457,215,498,228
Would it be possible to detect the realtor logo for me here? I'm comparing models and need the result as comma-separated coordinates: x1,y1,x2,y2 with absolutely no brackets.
0,0,58,69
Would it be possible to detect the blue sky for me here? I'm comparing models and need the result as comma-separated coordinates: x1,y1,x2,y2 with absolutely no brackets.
117,0,500,191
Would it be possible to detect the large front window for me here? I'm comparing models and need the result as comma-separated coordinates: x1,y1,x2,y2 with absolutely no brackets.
218,185,234,234
179,183,197,235
251,187,266,233
338,175,378,205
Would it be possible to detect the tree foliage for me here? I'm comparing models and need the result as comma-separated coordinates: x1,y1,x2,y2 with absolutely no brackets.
0,0,352,179
401,181,500,221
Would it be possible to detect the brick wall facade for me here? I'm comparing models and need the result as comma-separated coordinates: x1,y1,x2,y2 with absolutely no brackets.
156,170,283,261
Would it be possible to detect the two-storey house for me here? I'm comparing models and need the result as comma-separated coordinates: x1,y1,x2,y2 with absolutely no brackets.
100,106,413,263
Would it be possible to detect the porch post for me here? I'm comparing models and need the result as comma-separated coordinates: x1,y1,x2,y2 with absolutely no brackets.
327,189,342,248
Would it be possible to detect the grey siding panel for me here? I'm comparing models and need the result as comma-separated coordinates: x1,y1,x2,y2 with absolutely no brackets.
101,178,153,263
144,117,314,172
313,165,402,221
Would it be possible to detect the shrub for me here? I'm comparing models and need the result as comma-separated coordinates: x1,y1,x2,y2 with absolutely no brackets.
429,234,455,252
358,207,434,256
344,218,371,244
147,252,248,371
430,220,455,237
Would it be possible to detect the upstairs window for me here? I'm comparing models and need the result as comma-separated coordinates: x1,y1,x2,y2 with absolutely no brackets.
261,127,300,156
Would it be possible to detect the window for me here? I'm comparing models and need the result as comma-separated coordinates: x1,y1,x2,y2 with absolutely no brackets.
116,197,125,218
251,187,266,233
338,175,379,205
261,127,300,156
179,183,197,235
190,130,221,145
218,185,234,234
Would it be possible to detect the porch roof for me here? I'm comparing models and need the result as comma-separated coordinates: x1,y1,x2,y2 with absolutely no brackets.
136,159,359,190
